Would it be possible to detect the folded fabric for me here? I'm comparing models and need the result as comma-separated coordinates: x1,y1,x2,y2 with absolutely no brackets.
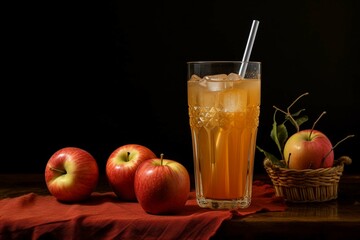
0,180,286,240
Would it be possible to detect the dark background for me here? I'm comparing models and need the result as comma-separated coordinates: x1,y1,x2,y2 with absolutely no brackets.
2,0,359,176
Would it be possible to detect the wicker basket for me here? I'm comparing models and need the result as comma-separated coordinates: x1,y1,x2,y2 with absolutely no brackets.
264,156,352,203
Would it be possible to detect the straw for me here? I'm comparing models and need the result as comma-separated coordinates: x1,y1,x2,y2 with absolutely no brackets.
238,20,260,78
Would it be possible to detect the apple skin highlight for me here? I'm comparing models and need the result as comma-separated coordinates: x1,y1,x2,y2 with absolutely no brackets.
284,129,334,170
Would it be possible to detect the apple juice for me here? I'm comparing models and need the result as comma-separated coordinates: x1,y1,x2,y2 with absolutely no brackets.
188,70,260,209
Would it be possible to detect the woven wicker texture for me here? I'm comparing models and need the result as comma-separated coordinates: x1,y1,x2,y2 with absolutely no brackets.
264,156,352,202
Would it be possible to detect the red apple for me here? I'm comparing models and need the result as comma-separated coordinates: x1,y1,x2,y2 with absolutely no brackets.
45,147,99,202
105,144,157,201
134,154,190,215
283,129,334,170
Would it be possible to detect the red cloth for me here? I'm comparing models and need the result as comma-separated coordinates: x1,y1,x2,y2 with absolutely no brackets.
0,181,286,240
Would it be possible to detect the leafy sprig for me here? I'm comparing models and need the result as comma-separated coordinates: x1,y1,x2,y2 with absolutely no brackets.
257,92,355,168
257,92,309,167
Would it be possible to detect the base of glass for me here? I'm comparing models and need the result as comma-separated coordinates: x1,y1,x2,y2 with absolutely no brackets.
196,196,251,210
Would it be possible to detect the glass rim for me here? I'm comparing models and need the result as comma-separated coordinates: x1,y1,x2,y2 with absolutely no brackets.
186,60,261,64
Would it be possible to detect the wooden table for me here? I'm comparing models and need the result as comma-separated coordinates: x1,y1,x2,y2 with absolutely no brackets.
1,174,359,239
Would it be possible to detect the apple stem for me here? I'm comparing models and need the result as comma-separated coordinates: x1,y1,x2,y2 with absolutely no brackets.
287,92,309,111
49,166,66,174
310,111,327,138
286,153,291,168
160,153,164,165
126,152,130,162
273,105,300,132
321,134,355,166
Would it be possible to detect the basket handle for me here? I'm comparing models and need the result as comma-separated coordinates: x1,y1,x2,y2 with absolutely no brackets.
334,156,352,166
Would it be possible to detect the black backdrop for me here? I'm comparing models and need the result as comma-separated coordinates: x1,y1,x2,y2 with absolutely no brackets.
2,0,359,176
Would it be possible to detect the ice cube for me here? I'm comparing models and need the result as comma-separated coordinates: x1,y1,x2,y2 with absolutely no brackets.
206,82,224,91
198,79,207,87
189,74,208,87
189,74,202,81
205,74,228,81
200,90,217,107
222,73,240,89
221,89,247,112
227,73,242,81
204,74,227,91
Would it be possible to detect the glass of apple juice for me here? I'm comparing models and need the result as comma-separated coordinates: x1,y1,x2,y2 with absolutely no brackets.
187,61,261,209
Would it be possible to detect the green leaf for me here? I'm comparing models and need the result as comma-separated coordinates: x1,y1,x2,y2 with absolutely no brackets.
256,146,283,166
270,123,280,151
285,109,308,131
295,115,308,128
270,115,288,160
270,110,280,146
287,116,298,131
289,108,306,117
276,123,288,154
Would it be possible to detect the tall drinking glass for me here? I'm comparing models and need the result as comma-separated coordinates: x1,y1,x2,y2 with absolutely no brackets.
187,61,261,209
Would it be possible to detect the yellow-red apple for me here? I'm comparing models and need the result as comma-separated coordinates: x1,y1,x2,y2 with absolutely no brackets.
283,129,334,169
106,144,157,201
45,147,99,202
